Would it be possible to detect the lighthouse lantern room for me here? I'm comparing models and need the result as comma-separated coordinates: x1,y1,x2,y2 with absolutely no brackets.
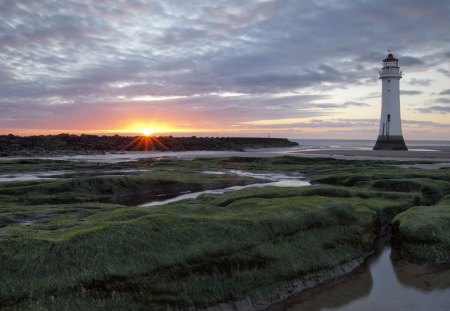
373,52,408,150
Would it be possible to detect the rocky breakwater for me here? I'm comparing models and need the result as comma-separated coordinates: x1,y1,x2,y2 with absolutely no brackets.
0,134,298,156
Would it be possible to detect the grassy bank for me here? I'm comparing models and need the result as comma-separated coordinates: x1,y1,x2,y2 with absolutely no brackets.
393,197,450,264
0,157,449,309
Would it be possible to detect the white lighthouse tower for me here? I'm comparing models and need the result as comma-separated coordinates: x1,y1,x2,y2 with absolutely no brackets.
373,52,408,150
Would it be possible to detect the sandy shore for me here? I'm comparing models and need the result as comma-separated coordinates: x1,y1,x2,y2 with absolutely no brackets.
1,145,450,165
286,148,450,163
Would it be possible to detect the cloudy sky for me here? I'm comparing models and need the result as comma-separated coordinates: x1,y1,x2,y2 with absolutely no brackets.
1,0,449,139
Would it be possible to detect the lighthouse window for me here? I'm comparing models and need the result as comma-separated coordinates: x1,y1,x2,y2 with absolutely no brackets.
388,80,391,83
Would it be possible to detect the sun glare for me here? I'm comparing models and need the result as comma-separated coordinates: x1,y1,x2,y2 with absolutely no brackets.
125,121,188,137
141,128,154,137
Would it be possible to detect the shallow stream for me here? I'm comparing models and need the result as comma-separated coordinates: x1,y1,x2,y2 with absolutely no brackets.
140,170,310,207
269,244,450,311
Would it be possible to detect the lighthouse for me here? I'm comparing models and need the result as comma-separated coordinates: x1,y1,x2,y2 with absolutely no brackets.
373,52,408,150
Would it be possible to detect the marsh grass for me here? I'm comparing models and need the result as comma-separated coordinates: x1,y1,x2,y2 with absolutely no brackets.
1,157,449,309
0,196,378,309
0,169,263,206
393,204,450,264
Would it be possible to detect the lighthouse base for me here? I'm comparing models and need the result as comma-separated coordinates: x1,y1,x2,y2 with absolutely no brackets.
373,136,408,150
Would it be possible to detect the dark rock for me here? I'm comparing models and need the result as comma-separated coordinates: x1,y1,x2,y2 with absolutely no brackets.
0,135,298,156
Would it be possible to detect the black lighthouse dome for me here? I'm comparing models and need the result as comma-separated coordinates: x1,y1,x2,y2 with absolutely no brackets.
383,52,399,68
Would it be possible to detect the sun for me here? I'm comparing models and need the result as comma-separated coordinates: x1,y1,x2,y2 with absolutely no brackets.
141,128,154,137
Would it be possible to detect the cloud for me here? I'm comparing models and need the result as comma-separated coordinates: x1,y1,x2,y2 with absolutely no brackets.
313,101,369,108
0,93,333,130
437,68,450,77
433,98,450,104
417,106,450,114
400,90,423,95
399,56,424,66
402,120,450,127
0,0,449,136
405,78,432,86
439,89,450,95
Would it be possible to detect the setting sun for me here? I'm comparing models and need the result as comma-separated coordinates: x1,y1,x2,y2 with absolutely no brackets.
141,128,154,137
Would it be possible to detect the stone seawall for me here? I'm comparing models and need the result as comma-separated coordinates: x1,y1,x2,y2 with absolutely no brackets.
0,134,298,156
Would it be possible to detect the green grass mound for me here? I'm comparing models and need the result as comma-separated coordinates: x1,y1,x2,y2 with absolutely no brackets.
1,157,450,309
393,204,450,264
0,192,381,309
0,170,261,206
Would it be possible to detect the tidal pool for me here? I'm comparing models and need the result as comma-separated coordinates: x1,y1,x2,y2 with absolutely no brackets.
0,168,153,182
140,170,310,207
0,171,69,182
269,245,450,311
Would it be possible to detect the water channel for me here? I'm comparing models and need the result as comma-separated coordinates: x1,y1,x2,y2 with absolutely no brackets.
269,242,450,311
140,170,310,207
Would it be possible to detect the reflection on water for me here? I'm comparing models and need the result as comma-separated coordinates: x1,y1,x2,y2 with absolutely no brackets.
140,170,310,207
0,171,70,182
0,168,154,182
270,246,450,311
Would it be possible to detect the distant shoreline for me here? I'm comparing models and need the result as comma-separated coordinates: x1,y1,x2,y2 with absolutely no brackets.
2,135,450,163
0,134,298,157
287,148,450,162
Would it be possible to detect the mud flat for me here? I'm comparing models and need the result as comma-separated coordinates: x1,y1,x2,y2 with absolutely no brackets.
289,148,450,163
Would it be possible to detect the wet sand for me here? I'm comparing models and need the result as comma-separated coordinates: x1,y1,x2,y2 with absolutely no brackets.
1,145,450,164
287,148,450,163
